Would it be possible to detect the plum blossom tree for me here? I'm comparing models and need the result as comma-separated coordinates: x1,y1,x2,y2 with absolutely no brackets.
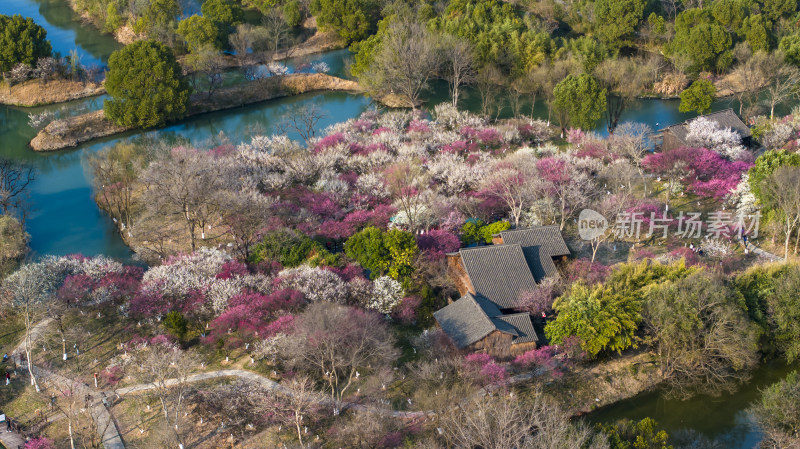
480,152,538,228
279,302,398,400
277,265,349,303
536,155,596,230
643,146,692,208
384,161,431,232
141,147,228,251
366,275,403,314
685,116,749,160
127,338,199,449
1,261,63,390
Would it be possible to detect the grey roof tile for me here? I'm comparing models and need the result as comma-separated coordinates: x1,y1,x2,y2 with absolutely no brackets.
661,108,751,142
520,245,559,282
434,293,509,348
499,226,571,257
494,313,539,344
459,244,539,309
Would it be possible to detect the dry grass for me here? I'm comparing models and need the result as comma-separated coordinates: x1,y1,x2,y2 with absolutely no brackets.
0,79,104,107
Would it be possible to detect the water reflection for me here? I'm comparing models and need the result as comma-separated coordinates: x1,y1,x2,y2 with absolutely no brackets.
1,0,122,66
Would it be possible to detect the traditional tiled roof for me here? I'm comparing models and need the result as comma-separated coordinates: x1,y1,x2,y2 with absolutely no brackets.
499,226,571,258
660,108,751,142
520,245,559,282
459,244,539,309
494,313,539,344
433,294,538,348
433,293,515,348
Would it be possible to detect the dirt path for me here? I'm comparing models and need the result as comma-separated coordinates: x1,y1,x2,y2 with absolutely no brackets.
115,369,428,420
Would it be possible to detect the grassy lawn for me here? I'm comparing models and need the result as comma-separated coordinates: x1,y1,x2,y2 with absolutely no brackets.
0,313,23,360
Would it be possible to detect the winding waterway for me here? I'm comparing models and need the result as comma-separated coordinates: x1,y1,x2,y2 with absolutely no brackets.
1,1,797,445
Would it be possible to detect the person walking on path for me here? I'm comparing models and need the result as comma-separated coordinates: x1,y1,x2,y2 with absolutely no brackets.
5,372,10,385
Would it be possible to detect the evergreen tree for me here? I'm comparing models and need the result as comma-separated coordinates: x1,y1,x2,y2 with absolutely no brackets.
553,73,607,131
0,14,52,72
679,79,716,114
104,40,192,128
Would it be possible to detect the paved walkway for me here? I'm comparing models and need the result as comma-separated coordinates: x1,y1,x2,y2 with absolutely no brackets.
9,319,125,449
0,425,26,449
750,244,782,262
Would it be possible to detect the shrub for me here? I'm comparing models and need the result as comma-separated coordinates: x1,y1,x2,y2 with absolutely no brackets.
249,229,336,268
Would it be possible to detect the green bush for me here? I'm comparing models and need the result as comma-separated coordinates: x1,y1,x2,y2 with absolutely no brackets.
164,311,189,341
103,40,192,128
546,260,695,357
481,220,511,244
460,219,486,246
345,226,418,279
249,229,337,268
0,14,52,72
283,0,303,27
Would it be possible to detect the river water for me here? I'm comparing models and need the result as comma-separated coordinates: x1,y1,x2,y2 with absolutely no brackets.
1,1,796,444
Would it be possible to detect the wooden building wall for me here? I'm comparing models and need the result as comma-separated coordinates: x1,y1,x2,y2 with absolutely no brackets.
447,254,474,296
468,331,538,359
660,130,683,152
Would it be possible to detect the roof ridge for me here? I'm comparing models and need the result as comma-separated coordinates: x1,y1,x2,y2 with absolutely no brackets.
458,243,523,252
500,225,560,233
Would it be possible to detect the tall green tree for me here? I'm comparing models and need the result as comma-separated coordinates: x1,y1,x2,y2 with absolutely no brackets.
429,0,552,75
310,0,382,42
760,0,798,21
0,15,52,72
177,15,220,52
740,14,773,52
710,0,748,33
747,149,800,203
670,9,733,73
201,0,244,27
779,33,800,67
135,0,181,44
679,79,716,114
553,73,607,131
593,0,646,49
104,40,192,128
546,260,695,357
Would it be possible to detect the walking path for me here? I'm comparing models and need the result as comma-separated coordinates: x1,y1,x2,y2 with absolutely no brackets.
8,319,125,449
115,369,429,420
0,424,26,449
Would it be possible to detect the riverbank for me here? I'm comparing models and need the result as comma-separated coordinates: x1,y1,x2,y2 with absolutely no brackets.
182,29,349,71
0,79,104,107
29,73,362,152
